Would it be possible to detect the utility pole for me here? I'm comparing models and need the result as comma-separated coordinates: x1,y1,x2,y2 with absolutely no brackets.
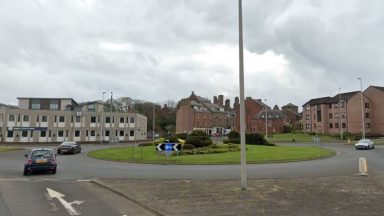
238,0,247,190
338,88,343,141
264,99,268,141
357,78,365,139
153,104,156,143
110,92,113,143
100,91,106,143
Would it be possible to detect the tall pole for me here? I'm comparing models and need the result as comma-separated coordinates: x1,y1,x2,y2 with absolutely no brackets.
100,91,106,143
264,99,268,141
152,104,156,143
338,88,342,141
110,92,113,143
238,0,247,190
357,78,365,139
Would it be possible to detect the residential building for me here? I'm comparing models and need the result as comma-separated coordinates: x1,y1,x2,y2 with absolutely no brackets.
0,97,147,143
234,97,268,133
302,86,384,136
252,106,285,134
176,92,234,135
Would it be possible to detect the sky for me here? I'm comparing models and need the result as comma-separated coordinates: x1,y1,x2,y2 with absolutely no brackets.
1,0,383,110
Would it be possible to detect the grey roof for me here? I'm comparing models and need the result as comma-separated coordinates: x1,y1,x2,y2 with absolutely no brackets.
372,86,384,92
303,91,359,107
254,109,284,120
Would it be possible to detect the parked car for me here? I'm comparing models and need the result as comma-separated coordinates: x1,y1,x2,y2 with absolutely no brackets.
24,148,57,175
355,139,375,150
57,141,81,155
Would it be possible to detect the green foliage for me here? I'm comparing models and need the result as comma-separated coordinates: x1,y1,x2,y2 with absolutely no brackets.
182,144,195,150
246,133,272,145
228,131,240,140
185,130,213,148
176,133,188,140
166,135,179,143
283,125,293,133
182,144,240,155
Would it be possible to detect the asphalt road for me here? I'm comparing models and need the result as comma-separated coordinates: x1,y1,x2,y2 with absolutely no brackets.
0,142,383,216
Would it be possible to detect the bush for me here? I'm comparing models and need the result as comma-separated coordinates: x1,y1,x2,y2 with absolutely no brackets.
246,133,268,145
185,130,213,148
176,133,188,140
283,125,293,133
166,135,179,143
182,143,195,150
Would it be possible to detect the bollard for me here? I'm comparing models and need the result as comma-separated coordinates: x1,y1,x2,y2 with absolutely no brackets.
357,157,368,176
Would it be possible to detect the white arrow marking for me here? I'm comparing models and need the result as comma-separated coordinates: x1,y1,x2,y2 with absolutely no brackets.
157,144,162,151
46,188,84,216
173,144,179,152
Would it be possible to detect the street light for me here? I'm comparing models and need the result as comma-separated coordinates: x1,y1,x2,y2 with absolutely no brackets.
357,78,365,139
100,91,106,143
238,0,247,190
264,99,268,141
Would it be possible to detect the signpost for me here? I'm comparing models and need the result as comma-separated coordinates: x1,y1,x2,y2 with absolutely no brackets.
156,142,181,159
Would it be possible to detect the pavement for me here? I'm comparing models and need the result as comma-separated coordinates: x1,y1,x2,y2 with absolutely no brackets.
93,175,384,216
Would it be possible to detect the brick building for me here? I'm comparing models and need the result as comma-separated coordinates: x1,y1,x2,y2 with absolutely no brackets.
176,92,234,135
303,86,384,136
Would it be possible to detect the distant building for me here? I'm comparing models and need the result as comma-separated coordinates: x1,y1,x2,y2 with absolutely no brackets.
176,92,234,135
0,97,147,143
234,97,268,133
302,86,384,136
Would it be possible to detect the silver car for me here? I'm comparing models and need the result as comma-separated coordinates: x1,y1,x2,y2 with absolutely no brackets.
355,139,375,150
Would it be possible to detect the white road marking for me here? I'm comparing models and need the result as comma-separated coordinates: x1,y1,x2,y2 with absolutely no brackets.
46,188,84,216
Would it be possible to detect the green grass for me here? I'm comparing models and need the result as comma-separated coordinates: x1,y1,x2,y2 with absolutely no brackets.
0,147,23,153
268,133,339,142
88,145,336,165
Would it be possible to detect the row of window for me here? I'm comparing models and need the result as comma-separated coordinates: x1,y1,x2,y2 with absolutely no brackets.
7,114,135,124
305,102,370,111
305,112,371,120
305,123,371,130
7,129,135,138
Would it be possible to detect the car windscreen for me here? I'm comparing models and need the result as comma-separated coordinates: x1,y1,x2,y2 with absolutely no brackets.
31,150,54,158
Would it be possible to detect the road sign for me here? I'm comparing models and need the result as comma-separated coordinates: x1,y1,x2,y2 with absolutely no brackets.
156,143,181,152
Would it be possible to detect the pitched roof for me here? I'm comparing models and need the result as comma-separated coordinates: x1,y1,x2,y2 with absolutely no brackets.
303,91,359,107
371,86,384,92
254,109,284,120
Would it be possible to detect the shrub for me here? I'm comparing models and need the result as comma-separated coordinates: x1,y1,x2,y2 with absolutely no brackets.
182,143,195,150
246,133,268,145
166,135,179,143
283,125,293,133
185,130,213,148
176,133,188,140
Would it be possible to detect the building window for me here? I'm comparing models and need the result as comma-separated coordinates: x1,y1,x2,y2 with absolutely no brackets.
329,113,333,119
365,113,370,119
306,124,311,129
31,103,40,110
335,123,339,129
329,104,332,109
41,116,48,122
306,106,310,111
58,131,64,137
341,112,346,118
329,123,333,129
8,115,15,121
49,103,59,110
130,130,134,136
342,123,346,129
7,130,13,138
314,124,316,129
90,130,95,136
334,113,339,118
59,116,65,122
317,111,322,122
86,130,89,136
120,117,125,123
23,115,29,122
366,123,371,128
334,103,339,108
119,130,124,136
75,130,80,137
105,130,110,137
22,131,28,137
76,116,81,122
341,101,345,108
88,104,95,110
106,117,111,123
130,117,135,124
365,103,370,108
40,131,46,137
91,116,96,123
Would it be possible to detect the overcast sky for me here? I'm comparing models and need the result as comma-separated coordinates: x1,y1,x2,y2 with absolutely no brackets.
1,0,383,110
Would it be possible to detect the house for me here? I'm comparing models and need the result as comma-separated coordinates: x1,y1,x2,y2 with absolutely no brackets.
176,92,234,135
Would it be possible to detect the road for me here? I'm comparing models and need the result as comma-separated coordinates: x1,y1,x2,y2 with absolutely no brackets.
0,142,383,215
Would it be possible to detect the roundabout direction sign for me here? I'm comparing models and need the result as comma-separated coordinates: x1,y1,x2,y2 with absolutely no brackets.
156,143,181,152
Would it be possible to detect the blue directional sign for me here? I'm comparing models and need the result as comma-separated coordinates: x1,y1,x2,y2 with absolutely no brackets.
165,143,173,152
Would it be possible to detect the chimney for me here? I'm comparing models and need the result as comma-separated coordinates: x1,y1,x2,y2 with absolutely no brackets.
218,95,224,107
213,96,218,105
225,99,231,110
234,97,239,108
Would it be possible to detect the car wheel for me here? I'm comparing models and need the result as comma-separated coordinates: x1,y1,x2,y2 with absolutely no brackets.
23,169,29,176
57,151,61,155
372,145,375,149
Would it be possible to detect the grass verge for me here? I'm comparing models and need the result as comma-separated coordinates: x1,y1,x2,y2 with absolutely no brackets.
88,145,336,165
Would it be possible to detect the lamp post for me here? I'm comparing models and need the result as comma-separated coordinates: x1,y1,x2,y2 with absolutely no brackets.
100,91,106,143
264,99,268,141
152,104,156,143
238,0,247,190
338,88,343,141
357,78,365,139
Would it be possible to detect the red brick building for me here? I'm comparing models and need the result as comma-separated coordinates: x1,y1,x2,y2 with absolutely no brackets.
303,86,384,136
176,92,234,135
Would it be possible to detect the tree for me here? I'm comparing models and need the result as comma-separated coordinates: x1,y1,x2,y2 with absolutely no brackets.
185,130,213,148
